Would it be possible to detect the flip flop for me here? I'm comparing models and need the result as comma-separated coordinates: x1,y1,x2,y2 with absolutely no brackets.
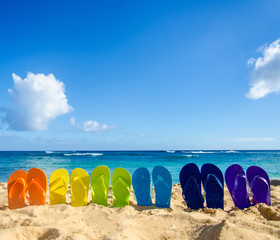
27,168,47,206
49,169,69,205
180,163,204,209
201,163,224,209
246,166,271,206
70,168,89,207
132,167,152,206
8,170,27,209
91,165,110,207
225,164,251,209
111,168,132,207
152,166,172,208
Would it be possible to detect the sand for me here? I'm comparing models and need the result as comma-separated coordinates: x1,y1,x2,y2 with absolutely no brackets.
0,181,280,240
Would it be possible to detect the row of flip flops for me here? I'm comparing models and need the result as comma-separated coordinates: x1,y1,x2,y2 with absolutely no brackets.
179,163,271,210
7,164,271,210
8,165,172,209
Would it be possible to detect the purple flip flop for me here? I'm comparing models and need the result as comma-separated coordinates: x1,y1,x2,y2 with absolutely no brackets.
246,166,271,206
225,164,251,209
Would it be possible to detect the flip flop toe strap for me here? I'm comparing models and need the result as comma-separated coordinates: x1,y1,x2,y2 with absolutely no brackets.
9,177,26,200
49,176,67,192
231,174,251,209
250,175,271,205
26,178,46,205
72,177,87,203
153,175,171,191
204,174,223,200
91,174,107,202
183,175,204,205
112,177,130,204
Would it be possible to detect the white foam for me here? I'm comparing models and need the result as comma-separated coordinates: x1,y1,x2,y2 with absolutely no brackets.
166,150,175,153
225,150,239,153
45,151,53,154
184,154,199,158
64,153,103,156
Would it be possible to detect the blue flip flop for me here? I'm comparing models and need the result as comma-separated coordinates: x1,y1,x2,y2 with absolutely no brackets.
225,164,251,209
180,163,204,209
246,166,271,206
201,163,224,209
132,167,152,206
152,166,172,208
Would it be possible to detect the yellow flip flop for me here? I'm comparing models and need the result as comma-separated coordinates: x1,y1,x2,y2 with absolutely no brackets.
49,169,69,205
70,168,89,207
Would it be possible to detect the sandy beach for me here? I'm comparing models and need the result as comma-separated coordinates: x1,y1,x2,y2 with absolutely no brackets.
0,181,279,240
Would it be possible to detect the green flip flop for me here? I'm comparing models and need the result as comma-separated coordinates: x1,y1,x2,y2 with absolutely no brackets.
111,168,132,207
91,165,110,206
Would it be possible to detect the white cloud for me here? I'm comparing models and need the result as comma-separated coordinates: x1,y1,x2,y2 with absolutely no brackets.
247,57,256,66
70,117,114,132
246,38,280,99
1,72,73,131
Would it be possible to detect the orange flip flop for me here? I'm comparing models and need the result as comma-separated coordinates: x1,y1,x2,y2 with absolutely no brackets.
27,168,47,205
8,170,27,209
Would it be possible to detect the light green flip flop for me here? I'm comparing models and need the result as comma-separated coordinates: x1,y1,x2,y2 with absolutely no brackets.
91,166,110,206
111,168,132,207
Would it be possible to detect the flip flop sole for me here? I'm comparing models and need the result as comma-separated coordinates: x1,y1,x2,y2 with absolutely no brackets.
27,168,47,206
246,166,271,205
91,165,110,206
112,168,132,207
8,170,27,209
201,164,224,209
49,168,69,205
225,164,251,209
70,168,89,207
132,167,152,206
152,166,172,208
180,163,204,209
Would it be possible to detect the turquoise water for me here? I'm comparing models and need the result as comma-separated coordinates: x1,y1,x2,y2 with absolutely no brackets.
0,150,279,183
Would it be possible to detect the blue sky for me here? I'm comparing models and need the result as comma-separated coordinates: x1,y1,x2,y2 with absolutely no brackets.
1,0,280,150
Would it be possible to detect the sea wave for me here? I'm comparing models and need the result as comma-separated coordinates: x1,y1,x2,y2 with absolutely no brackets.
183,154,199,158
166,150,175,153
190,151,215,154
225,150,239,153
64,153,103,156
45,151,54,154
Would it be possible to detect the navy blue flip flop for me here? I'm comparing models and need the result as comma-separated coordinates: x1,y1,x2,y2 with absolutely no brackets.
201,163,224,209
180,163,204,209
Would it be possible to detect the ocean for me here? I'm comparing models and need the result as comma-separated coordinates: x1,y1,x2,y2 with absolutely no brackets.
0,150,279,183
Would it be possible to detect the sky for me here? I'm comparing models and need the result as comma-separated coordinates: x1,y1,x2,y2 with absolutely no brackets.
1,0,280,150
